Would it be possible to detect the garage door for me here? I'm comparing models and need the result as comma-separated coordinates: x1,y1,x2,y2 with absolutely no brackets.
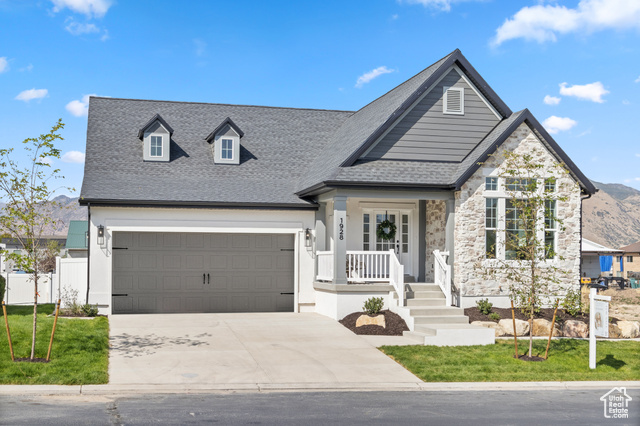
111,232,295,314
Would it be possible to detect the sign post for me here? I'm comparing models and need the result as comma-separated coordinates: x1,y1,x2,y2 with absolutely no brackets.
589,284,611,369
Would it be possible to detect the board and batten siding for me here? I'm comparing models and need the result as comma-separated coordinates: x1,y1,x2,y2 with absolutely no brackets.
363,69,500,162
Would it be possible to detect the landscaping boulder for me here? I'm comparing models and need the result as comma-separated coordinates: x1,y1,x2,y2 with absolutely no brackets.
471,321,507,337
531,319,562,337
563,320,588,338
356,314,386,328
617,321,640,338
608,324,622,339
498,319,529,336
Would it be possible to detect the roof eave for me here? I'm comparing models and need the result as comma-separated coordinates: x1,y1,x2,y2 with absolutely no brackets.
78,198,318,210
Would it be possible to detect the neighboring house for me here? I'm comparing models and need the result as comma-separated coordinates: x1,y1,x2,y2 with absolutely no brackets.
65,220,88,258
614,241,640,279
581,238,622,279
1,236,67,272
80,50,595,342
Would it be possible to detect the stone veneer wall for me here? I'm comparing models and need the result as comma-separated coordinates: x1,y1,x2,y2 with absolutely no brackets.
425,200,446,282
454,122,582,305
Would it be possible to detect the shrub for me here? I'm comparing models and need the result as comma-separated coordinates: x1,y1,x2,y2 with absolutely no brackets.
488,312,500,321
82,304,99,317
363,297,384,315
60,285,84,316
0,274,5,304
476,298,493,315
562,287,582,317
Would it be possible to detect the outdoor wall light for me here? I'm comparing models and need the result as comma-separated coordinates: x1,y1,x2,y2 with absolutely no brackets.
305,228,312,248
97,225,105,246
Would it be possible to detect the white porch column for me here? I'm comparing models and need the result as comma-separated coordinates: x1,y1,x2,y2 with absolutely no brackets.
445,198,455,276
333,196,347,284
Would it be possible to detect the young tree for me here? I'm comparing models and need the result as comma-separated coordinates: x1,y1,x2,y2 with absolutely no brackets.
0,119,69,360
484,149,571,359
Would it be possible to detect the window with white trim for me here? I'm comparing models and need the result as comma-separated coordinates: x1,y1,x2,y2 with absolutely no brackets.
221,138,233,160
150,135,162,157
486,198,497,259
443,86,464,115
363,214,370,251
544,200,557,259
485,177,498,191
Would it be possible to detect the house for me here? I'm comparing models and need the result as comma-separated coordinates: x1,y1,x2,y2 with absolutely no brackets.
80,50,595,343
581,238,622,280
0,236,67,272
65,220,88,258
614,241,640,279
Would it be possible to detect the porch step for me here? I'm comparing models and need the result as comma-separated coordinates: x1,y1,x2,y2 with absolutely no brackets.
407,306,464,316
404,324,495,346
403,274,416,283
405,291,445,299
404,283,440,292
412,315,469,325
405,298,446,307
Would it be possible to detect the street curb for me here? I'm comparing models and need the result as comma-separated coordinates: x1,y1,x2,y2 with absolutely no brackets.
1,381,639,396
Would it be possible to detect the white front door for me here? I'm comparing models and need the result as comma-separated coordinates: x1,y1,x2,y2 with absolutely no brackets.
363,210,412,275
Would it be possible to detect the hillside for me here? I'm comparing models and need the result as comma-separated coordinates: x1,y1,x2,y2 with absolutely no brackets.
582,181,640,249
0,195,87,237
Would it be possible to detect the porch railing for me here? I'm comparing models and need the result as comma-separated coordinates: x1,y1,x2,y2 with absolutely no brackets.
316,251,334,282
434,249,452,306
316,250,404,304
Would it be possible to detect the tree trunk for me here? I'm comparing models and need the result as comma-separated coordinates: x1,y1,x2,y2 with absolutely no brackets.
31,275,38,360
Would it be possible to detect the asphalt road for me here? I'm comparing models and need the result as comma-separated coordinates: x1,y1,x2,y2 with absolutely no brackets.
1,389,638,425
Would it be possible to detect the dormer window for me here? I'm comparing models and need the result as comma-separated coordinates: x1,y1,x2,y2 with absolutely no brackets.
138,114,173,163
443,86,464,115
150,135,163,157
221,138,234,160
206,117,244,165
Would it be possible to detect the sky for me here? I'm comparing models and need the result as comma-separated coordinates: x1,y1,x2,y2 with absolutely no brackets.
1,0,639,196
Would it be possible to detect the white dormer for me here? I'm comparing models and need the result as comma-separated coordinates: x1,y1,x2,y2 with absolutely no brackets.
138,114,174,162
443,86,464,115
206,117,244,165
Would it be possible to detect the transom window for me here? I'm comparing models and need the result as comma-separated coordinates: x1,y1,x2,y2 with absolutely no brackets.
544,178,556,193
485,177,498,191
221,138,233,160
505,177,535,192
150,135,162,157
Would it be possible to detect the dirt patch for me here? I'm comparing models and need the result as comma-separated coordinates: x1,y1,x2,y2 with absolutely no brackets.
14,357,49,363
516,355,545,362
603,287,640,322
340,310,409,336
464,307,618,325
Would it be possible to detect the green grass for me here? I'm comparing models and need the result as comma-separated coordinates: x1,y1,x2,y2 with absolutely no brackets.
0,304,109,385
381,339,640,382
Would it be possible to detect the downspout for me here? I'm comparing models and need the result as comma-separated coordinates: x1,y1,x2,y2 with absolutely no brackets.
86,202,91,305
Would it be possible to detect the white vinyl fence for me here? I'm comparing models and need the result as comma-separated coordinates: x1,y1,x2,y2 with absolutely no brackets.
2,273,54,305
1,257,88,306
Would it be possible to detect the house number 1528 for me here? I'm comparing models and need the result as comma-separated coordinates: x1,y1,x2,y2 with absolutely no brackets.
339,218,344,240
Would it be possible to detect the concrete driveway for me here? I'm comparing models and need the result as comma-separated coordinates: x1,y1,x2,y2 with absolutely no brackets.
109,313,421,388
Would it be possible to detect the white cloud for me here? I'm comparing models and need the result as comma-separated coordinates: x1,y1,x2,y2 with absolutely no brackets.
15,88,48,102
355,66,395,88
0,57,8,73
391,14,399,20
19,64,33,72
635,153,640,157
635,76,640,83
542,115,577,134
39,156,53,166
100,29,109,41
492,0,640,46
623,100,631,105
65,21,99,35
543,95,561,105
62,151,85,163
65,94,96,117
51,0,112,18
400,0,481,12
559,81,609,103
193,38,207,57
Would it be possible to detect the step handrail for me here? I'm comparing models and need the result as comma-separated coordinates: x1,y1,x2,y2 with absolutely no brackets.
433,249,452,306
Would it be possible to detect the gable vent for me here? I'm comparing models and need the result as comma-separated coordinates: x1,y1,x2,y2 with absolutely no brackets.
443,87,464,115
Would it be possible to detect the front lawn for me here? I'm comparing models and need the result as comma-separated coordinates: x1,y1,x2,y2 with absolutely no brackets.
381,339,640,382
0,304,109,384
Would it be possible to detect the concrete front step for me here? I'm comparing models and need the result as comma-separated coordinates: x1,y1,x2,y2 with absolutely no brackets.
413,315,469,325
405,298,446,307
404,275,416,283
407,306,464,316
404,324,496,346
405,291,445,299
404,283,440,292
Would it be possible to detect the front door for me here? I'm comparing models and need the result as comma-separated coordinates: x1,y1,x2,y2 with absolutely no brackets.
363,210,412,275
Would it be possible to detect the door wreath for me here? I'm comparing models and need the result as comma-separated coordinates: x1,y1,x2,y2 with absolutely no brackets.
376,219,396,241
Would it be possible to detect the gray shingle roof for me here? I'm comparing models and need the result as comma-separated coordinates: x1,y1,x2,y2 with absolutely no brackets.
80,98,352,207
81,50,595,208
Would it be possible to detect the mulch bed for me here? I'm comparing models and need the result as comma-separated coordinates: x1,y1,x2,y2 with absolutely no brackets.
340,310,409,336
464,307,619,325
516,355,545,362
